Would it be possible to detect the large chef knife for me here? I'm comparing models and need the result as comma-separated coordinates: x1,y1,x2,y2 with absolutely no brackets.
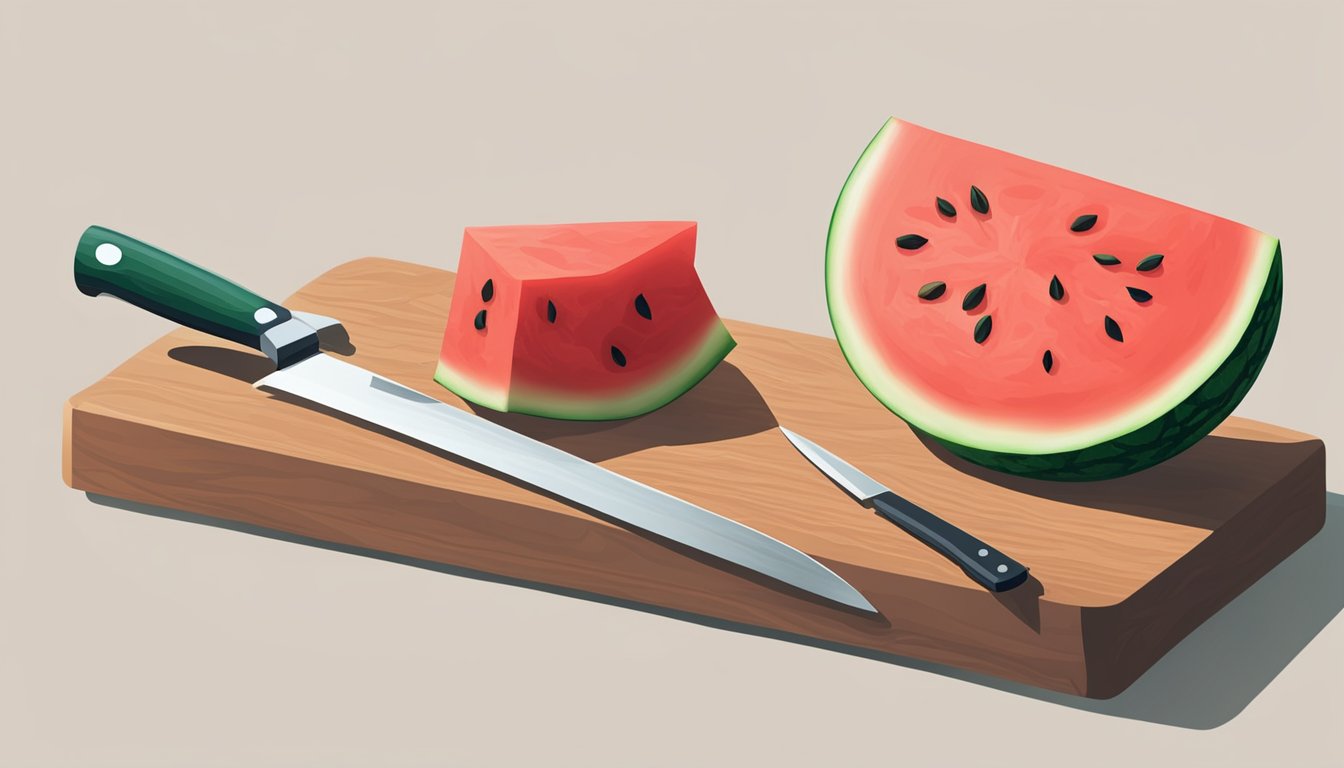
73,226,875,613
780,427,1029,592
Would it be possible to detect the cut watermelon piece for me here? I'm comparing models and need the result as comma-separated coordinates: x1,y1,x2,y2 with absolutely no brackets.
827,119,1282,480
435,221,735,420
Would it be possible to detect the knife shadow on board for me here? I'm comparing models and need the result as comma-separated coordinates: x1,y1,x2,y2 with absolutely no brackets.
165,345,779,464
160,344,871,619
85,491,1344,731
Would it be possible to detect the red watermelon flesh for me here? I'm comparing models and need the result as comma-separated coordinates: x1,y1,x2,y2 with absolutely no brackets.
827,119,1281,480
435,222,735,420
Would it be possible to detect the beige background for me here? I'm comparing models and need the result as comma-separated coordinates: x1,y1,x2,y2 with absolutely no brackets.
3,0,1341,765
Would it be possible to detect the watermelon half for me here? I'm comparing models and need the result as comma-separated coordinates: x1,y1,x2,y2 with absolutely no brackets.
435,221,735,420
827,119,1282,480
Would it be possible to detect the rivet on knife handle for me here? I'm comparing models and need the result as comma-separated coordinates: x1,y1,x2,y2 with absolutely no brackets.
870,491,1028,592
73,226,317,367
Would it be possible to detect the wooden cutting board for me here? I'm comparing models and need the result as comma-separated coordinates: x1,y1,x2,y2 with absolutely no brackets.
63,258,1326,698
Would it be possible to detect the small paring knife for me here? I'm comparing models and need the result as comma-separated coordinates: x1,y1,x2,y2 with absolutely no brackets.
780,428,1029,593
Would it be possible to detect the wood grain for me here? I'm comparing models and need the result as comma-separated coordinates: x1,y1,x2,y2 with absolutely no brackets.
63,258,1326,698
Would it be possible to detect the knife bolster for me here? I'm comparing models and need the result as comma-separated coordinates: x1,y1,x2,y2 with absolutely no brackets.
261,318,320,368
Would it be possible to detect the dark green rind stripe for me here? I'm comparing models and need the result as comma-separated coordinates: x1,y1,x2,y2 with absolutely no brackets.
929,246,1283,481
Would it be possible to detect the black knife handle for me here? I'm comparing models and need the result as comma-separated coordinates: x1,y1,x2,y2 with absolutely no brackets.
870,491,1028,592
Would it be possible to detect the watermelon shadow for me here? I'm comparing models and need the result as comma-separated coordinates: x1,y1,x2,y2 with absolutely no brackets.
462,362,778,462
912,428,1322,530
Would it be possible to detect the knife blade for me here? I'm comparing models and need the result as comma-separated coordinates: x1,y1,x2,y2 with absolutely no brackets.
73,226,875,613
780,427,1029,592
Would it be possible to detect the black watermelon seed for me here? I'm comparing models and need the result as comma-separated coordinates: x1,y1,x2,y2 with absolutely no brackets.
1104,315,1124,342
1071,214,1099,232
1042,349,1054,373
473,309,487,330
962,282,987,311
634,293,652,320
896,234,929,250
917,281,947,300
936,197,956,217
546,300,557,323
1093,253,1121,266
1049,275,1064,301
970,186,990,214
1127,286,1153,302
481,279,494,302
1137,253,1165,272
610,346,627,367
973,315,992,344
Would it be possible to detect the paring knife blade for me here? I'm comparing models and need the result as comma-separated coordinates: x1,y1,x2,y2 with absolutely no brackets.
73,225,875,613
780,427,1029,592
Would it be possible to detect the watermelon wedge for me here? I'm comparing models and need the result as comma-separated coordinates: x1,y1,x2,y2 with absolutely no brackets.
435,221,735,420
827,119,1282,480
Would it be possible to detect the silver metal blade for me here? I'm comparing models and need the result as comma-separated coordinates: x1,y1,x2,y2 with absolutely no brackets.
779,427,888,503
255,354,874,613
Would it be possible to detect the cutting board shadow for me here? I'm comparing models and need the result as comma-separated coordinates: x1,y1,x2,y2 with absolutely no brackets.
80,490,1343,730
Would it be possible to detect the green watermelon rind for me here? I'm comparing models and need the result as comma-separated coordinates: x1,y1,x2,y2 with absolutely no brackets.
825,119,1284,481
432,360,510,413
930,247,1281,480
433,320,736,421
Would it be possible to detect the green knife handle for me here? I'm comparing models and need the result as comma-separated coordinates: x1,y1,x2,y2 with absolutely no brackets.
74,225,317,366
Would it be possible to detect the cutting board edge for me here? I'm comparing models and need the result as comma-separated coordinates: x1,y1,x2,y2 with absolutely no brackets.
1075,441,1327,698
